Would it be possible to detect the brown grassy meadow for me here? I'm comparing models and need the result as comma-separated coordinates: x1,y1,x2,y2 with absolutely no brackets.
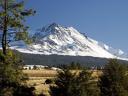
23,69,102,96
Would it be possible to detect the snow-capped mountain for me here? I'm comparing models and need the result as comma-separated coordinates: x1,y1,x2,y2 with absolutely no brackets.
10,23,128,60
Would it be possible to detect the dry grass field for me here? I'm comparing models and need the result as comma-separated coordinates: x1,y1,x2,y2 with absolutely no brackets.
23,69,57,95
23,69,57,77
23,69,102,96
91,70,103,78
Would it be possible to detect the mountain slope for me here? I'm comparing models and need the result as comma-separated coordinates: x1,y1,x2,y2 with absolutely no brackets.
12,23,119,59
98,42,128,58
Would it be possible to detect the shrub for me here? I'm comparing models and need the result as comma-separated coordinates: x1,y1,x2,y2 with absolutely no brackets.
50,66,99,96
45,79,53,84
0,50,35,96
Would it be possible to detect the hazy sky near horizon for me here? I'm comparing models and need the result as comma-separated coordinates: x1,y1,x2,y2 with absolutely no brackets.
26,0,128,52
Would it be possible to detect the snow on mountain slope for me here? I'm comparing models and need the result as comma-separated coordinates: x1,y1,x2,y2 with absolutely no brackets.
98,42,128,58
12,23,119,59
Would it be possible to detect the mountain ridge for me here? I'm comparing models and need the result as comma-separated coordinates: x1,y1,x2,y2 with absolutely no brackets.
10,23,128,60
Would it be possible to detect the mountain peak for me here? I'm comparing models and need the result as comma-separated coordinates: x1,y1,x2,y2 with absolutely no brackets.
10,23,128,60
38,23,63,33
47,22,65,29
27,24,116,58
49,22,60,27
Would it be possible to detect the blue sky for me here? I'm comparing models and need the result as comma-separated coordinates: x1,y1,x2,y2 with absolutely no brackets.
26,0,128,52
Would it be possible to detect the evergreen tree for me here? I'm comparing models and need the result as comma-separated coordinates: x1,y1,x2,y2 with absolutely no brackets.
0,0,36,95
0,0,35,55
50,67,99,96
98,59,128,96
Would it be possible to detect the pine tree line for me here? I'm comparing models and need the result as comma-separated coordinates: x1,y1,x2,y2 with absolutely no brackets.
48,59,128,96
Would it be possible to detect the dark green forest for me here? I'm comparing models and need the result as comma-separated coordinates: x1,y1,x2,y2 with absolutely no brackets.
17,51,128,67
